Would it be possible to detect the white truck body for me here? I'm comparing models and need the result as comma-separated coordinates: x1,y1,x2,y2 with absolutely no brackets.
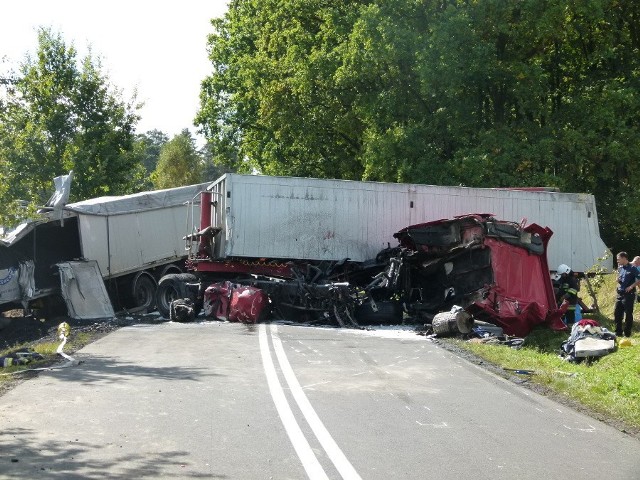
207,174,609,272
1,183,207,316
66,184,207,279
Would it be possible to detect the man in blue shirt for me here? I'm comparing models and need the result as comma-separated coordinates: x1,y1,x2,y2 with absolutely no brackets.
614,251,640,337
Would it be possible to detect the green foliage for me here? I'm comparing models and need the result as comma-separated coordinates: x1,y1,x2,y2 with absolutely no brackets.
150,130,204,189
200,142,232,182
198,0,640,254
585,251,614,291
137,129,169,174
0,28,144,223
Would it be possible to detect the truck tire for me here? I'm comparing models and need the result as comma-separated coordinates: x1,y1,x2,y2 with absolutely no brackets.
355,300,403,325
131,273,157,312
176,273,202,317
159,263,183,279
156,274,195,319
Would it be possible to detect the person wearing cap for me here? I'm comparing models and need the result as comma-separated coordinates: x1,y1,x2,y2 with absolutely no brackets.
614,251,640,337
555,264,581,325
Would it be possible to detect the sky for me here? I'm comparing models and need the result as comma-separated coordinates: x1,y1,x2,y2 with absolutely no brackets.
0,0,229,139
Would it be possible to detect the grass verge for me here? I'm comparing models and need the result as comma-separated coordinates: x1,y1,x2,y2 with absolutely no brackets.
450,273,640,434
0,325,110,387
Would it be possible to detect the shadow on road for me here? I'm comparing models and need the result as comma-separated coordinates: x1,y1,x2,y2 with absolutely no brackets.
41,354,225,386
0,427,227,479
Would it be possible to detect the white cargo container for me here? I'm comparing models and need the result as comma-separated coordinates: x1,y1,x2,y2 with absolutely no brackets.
206,174,609,272
66,184,207,279
1,183,207,318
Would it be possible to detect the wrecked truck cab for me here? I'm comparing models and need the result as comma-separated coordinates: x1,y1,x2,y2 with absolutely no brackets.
386,214,566,337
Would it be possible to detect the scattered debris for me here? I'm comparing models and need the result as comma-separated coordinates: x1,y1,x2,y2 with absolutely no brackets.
504,368,536,375
560,319,617,363
0,350,44,368
170,298,197,323
431,307,472,336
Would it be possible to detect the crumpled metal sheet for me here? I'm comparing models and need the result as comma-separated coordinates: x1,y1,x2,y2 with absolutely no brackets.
57,261,114,319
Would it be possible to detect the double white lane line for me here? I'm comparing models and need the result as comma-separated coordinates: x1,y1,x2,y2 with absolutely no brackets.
259,323,362,480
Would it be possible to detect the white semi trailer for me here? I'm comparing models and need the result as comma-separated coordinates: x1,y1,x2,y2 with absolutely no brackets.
0,182,207,319
153,173,610,321
203,174,609,272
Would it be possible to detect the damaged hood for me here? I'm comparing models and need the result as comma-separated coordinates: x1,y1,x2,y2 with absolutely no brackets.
395,214,566,337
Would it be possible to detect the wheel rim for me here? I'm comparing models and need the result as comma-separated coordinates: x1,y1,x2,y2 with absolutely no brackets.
158,285,180,313
134,276,156,310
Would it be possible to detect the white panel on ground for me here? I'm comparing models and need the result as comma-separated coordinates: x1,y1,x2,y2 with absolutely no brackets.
57,260,114,319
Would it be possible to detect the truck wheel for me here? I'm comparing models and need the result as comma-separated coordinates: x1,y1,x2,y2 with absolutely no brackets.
156,274,191,319
354,300,403,325
131,273,157,312
159,263,183,279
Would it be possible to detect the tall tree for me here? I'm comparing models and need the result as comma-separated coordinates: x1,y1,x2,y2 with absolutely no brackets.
198,0,640,254
137,129,169,174
0,28,144,219
196,0,368,178
151,129,204,189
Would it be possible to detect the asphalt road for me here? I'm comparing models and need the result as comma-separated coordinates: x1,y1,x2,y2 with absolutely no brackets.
0,321,638,479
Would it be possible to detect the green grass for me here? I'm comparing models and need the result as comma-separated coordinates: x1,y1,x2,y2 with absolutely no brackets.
454,273,640,430
0,331,93,381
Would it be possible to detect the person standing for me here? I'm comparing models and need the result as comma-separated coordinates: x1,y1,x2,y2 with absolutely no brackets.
555,264,581,325
614,252,640,337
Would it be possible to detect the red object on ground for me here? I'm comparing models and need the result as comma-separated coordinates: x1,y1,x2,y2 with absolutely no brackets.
229,286,268,323
203,281,233,321
203,281,268,323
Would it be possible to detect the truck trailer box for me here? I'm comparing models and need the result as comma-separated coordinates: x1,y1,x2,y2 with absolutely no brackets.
207,174,609,272
65,183,208,279
1,182,208,315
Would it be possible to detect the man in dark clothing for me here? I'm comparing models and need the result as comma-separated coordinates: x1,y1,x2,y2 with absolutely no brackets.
614,252,640,337
555,264,581,325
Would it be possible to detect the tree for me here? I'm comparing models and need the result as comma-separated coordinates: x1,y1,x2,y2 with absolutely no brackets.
137,129,169,174
200,141,232,182
150,129,204,189
198,0,640,255
0,28,144,220
196,0,368,178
